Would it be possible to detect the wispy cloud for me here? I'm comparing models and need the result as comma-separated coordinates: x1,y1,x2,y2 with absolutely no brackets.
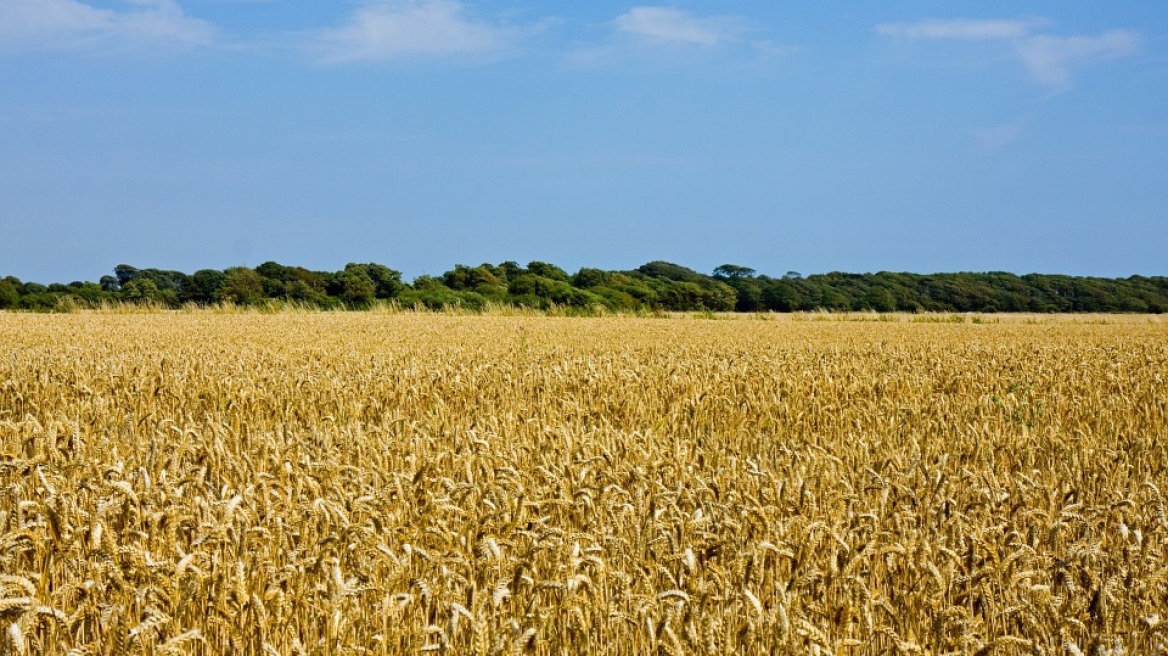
615,7,744,47
1014,31,1139,87
0,0,215,52
569,6,789,68
877,18,1139,88
314,0,522,63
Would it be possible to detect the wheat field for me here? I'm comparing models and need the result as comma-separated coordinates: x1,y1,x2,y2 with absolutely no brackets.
1,311,1166,655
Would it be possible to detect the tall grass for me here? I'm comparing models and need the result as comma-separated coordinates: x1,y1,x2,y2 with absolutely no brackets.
1,313,1165,654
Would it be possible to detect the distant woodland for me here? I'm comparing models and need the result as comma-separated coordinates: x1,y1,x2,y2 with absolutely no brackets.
2,261,1166,313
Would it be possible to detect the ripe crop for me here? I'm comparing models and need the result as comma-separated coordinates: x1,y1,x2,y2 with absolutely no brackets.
1,311,1166,654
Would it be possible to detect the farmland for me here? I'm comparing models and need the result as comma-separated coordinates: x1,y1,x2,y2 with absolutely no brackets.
1,311,1166,654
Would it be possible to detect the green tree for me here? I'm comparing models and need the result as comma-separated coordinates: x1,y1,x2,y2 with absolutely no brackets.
637,261,706,283
255,261,291,281
713,264,756,280
861,286,897,312
114,264,139,287
183,269,226,304
217,267,265,305
70,281,106,305
0,278,19,309
123,278,163,303
572,268,610,288
347,263,403,299
762,280,803,312
338,270,376,307
497,261,524,282
412,275,446,290
527,261,570,282
255,261,292,298
444,264,501,291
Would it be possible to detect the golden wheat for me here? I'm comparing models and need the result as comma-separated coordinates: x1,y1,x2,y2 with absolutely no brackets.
0,311,1165,654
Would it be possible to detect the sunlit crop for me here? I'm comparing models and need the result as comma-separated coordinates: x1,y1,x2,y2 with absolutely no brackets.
1,311,1165,654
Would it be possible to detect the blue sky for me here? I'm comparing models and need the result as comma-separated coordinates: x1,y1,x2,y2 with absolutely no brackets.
2,1,1165,283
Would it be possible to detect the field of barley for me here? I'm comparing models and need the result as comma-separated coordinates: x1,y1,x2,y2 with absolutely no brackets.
1,311,1166,655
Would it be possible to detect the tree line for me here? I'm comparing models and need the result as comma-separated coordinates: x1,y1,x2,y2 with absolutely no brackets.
1,261,1166,313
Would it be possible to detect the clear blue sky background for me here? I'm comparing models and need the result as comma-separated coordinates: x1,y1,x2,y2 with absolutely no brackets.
2,1,1165,283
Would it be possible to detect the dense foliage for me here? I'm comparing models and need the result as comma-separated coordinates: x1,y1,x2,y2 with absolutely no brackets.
2,261,1166,313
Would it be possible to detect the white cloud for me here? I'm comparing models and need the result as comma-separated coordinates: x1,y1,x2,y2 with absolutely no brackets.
568,6,784,68
0,0,215,51
877,18,1139,87
316,0,515,63
615,6,742,47
1014,31,1139,87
